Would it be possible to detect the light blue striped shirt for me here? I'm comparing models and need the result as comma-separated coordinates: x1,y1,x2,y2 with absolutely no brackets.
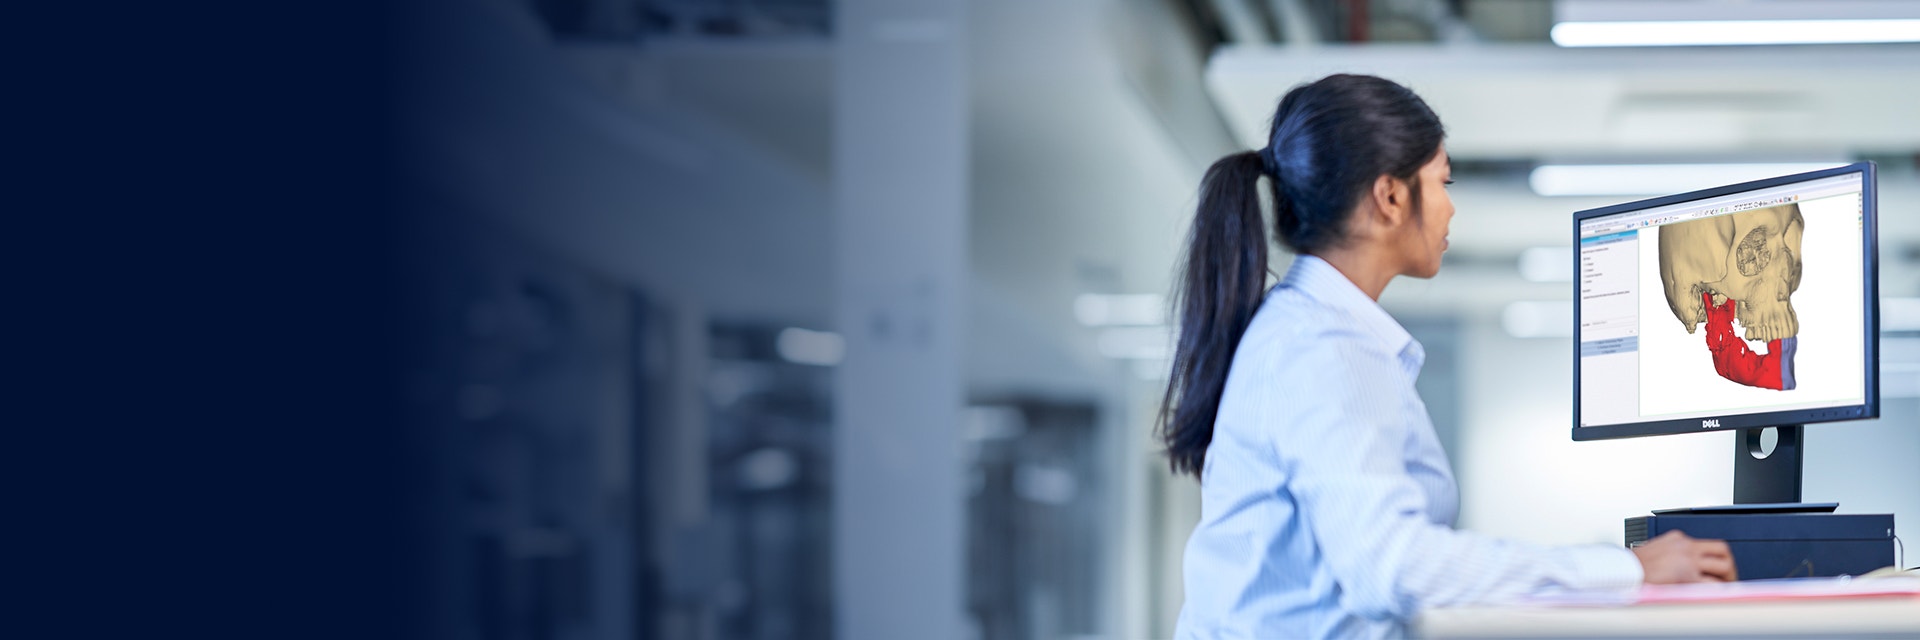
1173,255,1642,639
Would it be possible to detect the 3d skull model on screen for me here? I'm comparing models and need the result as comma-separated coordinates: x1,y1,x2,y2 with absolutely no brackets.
1658,203,1805,390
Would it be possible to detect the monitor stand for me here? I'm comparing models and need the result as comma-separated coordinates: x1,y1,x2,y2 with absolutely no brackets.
1734,425,1805,505
1655,426,1833,514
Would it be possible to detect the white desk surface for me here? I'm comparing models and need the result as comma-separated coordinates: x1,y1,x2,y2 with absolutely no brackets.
1414,595,1920,639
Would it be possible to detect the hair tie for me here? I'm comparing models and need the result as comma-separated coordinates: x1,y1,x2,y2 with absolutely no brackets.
1257,147,1279,177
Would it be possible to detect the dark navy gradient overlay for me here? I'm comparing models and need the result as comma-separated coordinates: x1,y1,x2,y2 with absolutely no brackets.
13,1,408,637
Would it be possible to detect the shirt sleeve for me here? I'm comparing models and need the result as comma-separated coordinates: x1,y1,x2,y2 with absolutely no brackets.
1268,329,1643,620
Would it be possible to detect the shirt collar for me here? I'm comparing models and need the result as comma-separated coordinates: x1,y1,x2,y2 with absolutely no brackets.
1278,254,1424,373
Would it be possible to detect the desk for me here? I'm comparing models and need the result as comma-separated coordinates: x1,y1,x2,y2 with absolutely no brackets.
1414,596,1920,638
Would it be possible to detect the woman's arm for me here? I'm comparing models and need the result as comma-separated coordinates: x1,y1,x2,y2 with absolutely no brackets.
1271,331,1643,619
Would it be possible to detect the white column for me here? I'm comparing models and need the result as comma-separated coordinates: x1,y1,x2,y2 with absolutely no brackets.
832,0,969,638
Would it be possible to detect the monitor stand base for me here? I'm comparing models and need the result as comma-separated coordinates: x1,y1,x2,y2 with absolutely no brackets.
1651,502,1837,515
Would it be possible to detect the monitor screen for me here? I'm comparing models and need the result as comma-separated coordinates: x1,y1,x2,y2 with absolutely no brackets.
1573,163,1879,440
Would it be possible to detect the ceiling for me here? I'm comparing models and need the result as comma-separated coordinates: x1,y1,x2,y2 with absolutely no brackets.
441,0,1920,395
1205,42,1920,159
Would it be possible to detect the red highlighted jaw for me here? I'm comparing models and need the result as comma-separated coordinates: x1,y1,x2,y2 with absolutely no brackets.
1701,292,1797,390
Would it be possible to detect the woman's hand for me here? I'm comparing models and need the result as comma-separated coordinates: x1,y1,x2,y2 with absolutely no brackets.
1632,530,1738,583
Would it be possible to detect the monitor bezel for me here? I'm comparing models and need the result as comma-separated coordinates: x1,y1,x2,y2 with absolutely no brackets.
1570,161,1880,442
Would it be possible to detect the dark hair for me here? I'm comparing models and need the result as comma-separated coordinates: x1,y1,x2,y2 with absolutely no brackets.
1157,74,1445,478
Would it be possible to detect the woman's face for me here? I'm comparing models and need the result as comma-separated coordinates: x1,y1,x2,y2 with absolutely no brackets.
1405,146,1455,279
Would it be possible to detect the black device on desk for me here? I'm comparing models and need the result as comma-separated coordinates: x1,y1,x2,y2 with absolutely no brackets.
1571,163,1894,579
1626,512,1894,579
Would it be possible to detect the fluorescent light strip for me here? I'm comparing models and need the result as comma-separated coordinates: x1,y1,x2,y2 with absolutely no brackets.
1885,297,1920,332
1518,247,1575,283
1073,293,1165,327
776,327,845,366
1529,163,1843,197
1502,301,1573,339
1553,19,1920,47
1096,326,1173,360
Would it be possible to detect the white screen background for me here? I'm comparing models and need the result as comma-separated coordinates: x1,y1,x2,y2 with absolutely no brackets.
1635,191,1865,419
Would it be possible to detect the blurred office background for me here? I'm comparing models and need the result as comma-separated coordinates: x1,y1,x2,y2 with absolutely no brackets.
391,0,1920,638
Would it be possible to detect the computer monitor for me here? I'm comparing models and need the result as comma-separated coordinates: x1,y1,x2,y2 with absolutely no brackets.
1572,162,1879,503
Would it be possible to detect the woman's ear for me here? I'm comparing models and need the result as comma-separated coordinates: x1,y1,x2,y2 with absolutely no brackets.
1371,174,1410,227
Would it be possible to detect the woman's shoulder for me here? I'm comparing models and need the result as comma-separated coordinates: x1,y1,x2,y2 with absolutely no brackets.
1238,288,1404,381
1244,285,1378,352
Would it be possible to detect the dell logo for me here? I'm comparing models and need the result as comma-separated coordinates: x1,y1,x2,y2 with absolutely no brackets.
1702,419,1721,429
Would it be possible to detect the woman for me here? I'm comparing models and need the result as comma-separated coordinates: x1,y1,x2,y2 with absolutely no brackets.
1161,74,1736,638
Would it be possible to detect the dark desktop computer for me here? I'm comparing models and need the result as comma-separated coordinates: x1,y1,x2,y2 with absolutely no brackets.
1571,162,1893,579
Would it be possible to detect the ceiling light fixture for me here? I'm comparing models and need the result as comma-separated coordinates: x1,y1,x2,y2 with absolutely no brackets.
1502,301,1574,339
1552,18,1920,47
1528,163,1844,197
1519,247,1575,283
1552,0,1920,47
1074,293,1166,327
776,327,845,366
1096,326,1173,360
1884,297,1920,332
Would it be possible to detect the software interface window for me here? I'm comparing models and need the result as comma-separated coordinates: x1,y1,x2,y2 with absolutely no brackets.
1579,173,1867,428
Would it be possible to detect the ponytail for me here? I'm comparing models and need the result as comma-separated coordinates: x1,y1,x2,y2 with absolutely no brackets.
1158,151,1271,478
